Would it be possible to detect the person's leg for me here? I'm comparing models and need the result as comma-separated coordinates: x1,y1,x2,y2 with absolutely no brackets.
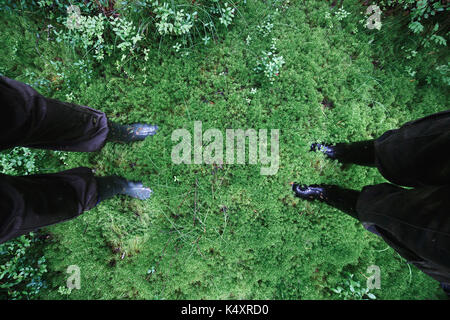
0,75,158,152
371,110,450,187
292,182,450,272
311,110,450,187
292,181,450,294
0,76,109,151
310,140,376,167
291,183,360,219
0,167,97,244
0,168,152,244
356,183,450,286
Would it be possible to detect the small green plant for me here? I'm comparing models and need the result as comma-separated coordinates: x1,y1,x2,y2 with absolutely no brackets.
254,38,285,84
425,62,450,86
331,273,377,300
256,14,275,37
335,7,350,21
54,12,108,61
150,0,238,51
218,2,234,27
57,285,72,296
375,0,449,47
153,2,195,36
0,233,48,300
0,147,45,176
109,15,143,61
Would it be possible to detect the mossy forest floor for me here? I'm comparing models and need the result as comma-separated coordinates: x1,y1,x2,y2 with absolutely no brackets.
0,0,448,299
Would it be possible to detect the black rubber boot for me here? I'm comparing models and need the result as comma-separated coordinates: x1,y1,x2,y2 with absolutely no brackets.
292,183,360,219
310,139,376,167
106,120,158,143
95,176,153,202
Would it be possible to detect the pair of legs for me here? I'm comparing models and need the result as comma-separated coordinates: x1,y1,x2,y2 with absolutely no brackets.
291,140,375,219
0,76,157,244
291,116,450,295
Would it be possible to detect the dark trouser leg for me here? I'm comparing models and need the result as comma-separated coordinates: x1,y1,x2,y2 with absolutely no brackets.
373,110,450,187
322,185,360,219
334,140,376,167
0,167,98,244
0,168,153,244
328,110,450,183
0,76,109,152
21,97,109,151
311,139,376,167
292,184,360,219
357,183,450,285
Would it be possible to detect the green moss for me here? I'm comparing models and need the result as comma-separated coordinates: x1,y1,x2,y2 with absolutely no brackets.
0,0,448,300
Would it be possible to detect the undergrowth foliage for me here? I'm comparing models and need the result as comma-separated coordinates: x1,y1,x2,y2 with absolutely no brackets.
331,272,376,300
0,147,56,300
378,1,448,87
375,0,448,43
3,0,242,62
0,233,48,299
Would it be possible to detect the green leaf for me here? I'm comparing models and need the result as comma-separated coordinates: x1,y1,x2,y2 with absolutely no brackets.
433,23,439,32
367,293,377,300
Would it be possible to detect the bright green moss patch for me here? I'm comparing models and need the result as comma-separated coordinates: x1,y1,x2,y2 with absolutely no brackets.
0,0,448,299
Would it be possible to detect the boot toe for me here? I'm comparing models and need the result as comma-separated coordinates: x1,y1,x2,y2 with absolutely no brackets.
133,124,158,139
310,142,336,159
123,181,153,200
292,183,325,200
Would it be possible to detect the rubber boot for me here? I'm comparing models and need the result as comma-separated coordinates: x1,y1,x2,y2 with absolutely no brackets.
95,176,153,202
106,120,158,143
310,139,376,167
292,183,360,219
